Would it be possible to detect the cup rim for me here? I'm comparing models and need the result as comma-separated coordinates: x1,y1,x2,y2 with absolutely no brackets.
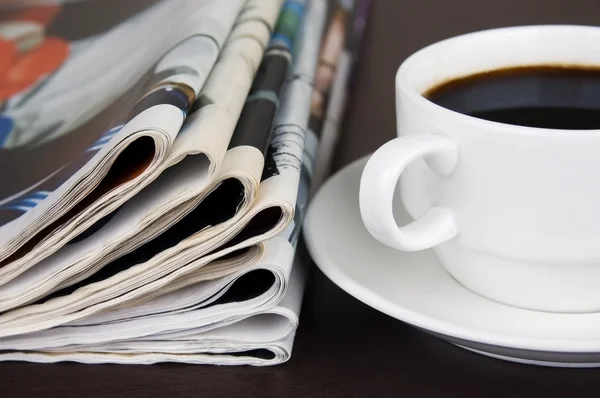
395,24,600,136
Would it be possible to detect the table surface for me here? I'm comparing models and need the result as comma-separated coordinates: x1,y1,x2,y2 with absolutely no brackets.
4,1,600,397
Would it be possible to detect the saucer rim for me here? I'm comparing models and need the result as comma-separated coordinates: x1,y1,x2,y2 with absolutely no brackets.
304,154,600,353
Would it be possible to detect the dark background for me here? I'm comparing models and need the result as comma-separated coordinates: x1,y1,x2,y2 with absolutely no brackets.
4,1,600,397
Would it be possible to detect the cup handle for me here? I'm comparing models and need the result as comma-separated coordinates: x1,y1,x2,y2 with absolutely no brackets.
359,135,459,251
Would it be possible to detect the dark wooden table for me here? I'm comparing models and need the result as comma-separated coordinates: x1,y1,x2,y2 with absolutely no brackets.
4,1,600,397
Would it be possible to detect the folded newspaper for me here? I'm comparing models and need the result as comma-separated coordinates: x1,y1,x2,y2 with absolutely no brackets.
0,0,371,365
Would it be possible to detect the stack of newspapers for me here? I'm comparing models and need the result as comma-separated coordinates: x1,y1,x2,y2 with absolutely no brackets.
0,0,371,365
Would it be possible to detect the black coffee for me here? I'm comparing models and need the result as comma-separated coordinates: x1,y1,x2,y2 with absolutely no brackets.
425,66,600,130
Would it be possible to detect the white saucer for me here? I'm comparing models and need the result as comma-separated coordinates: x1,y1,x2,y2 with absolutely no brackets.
304,155,600,368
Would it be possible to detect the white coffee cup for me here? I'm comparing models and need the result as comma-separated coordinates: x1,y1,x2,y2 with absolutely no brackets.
359,25,600,313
